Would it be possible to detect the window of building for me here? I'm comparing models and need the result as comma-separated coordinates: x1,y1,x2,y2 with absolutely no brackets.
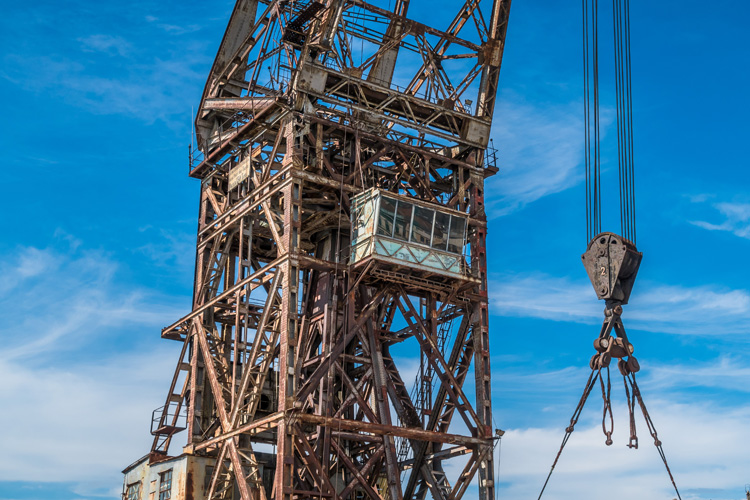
126,482,141,500
204,466,214,495
158,469,173,500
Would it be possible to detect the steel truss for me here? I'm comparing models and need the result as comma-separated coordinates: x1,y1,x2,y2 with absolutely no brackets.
148,1,511,499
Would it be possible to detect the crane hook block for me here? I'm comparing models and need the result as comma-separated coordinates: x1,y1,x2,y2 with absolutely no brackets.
582,232,642,304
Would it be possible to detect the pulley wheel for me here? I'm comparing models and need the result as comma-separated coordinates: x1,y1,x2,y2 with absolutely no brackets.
617,358,630,376
627,356,640,373
599,352,611,367
589,353,599,370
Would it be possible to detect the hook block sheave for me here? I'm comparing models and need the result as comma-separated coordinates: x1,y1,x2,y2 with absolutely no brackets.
581,232,642,305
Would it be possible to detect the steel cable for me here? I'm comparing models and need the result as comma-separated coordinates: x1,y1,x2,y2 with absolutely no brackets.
583,0,602,241
613,0,637,243
585,0,638,244
627,373,682,500
537,368,601,500
599,365,614,445
592,0,601,238
622,372,638,448
581,0,594,243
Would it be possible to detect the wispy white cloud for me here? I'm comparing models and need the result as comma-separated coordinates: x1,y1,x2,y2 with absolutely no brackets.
490,273,750,335
1,52,206,125
491,359,750,499
450,357,750,500
489,273,598,322
134,227,195,273
78,34,132,57
492,357,750,422
0,242,184,362
0,238,187,494
0,350,179,487
153,23,203,36
494,365,588,397
486,94,615,216
497,400,750,500
487,97,583,215
1,2,215,127
647,356,750,394
684,193,715,204
689,197,750,240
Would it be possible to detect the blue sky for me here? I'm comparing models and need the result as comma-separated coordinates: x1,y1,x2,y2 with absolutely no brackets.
2,1,750,499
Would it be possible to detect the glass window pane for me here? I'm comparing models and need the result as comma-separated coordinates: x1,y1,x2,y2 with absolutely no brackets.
447,216,466,253
377,197,396,236
159,470,172,500
432,211,449,251
411,206,434,246
204,467,214,495
127,483,141,500
393,201,413,241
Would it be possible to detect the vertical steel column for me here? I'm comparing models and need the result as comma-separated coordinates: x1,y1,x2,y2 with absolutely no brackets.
187,177,218,446
275,120,302,500
470,170,495,500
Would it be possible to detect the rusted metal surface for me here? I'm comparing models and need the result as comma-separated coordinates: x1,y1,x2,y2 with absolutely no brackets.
581,232,642,305
135,0,512,499
581,232,642,372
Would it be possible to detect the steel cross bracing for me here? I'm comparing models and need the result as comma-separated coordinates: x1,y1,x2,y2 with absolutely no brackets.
148,0,511,499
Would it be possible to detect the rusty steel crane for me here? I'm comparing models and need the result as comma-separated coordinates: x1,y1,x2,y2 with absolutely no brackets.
122,1,512,499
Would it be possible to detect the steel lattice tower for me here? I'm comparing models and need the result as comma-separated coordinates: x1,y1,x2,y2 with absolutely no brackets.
144,1,511,499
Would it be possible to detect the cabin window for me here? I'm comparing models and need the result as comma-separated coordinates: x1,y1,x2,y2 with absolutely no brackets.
372,194,467,253
447,216,466,253
432,211,450,251
377,197,396,237
352,190,470,279
411,206,434,245
393,201,413,241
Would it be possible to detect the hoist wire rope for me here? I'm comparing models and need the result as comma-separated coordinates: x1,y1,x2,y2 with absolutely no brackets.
538,364,684,500
593,0,601,239
536,368,601,500
599,365,614,445
622,371,638,448
585,0,640,244
583,0,602,241
618,0,630,241
582,0,591,242
614,0,626,240
624,0,636,244
613,0,637,243
550,1,682,497
626,373,682,500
